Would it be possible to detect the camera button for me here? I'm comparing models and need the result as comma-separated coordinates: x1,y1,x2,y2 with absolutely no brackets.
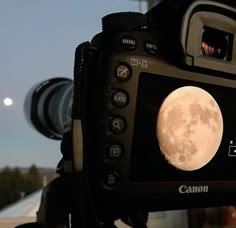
115,64,131,82
107,144,123,159
109,117,126,134
120,34,136,50
228,146,236,156
112,90,129,108
103,171,120,189
144,40,158,54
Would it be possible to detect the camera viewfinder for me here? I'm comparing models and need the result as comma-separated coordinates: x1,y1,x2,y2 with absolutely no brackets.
201,26,233,61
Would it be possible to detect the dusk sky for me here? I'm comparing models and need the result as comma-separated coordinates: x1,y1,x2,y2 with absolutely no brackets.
0,0,147,168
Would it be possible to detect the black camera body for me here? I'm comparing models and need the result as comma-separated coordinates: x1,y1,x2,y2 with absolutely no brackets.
72,0,236,212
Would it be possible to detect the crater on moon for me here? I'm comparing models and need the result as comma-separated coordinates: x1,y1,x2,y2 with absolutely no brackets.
156,86,223,171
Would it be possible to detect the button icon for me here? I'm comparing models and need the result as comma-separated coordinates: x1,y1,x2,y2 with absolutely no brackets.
103,171,120,189
120,35,136,50
107,144,123,159
141,59,148,69
130,58,149,69
110,117,126,134
229,146,236,156
112,91,129,108
144,40,158,54
115,64,131,82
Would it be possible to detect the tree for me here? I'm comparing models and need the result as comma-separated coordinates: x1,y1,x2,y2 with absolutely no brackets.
0,167,25,208
0,164,43,209
24,164,43,194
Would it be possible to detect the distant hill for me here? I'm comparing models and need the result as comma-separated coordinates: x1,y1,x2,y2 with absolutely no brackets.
0,166,58,186
21,167,58,185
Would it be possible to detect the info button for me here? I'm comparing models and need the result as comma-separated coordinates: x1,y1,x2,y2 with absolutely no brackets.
144,40,158,54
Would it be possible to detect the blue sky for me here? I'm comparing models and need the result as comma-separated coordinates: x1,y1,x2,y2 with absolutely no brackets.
0,0,147,168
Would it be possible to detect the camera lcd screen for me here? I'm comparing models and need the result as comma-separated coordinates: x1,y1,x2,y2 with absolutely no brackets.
130,73,236,182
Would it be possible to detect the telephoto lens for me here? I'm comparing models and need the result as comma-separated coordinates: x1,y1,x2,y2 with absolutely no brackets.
24,78,73,140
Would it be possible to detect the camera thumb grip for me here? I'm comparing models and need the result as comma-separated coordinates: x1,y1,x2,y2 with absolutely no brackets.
72,41,91,120
60,131,73,161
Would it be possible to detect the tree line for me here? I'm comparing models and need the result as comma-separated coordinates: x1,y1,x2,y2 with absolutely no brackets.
0,164,43,209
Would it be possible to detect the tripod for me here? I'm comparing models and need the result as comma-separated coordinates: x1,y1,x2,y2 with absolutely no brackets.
16,132,149,228
16,174,148,228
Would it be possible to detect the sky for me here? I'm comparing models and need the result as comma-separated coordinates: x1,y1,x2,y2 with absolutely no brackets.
0,0,147,168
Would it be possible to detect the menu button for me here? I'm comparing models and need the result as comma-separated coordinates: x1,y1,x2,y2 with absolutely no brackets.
121,35,136,50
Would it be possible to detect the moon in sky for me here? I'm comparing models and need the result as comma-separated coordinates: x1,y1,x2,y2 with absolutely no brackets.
3,97,13,106
156,86,223,171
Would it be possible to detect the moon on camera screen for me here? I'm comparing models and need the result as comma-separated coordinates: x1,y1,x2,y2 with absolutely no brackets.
156,86,223,171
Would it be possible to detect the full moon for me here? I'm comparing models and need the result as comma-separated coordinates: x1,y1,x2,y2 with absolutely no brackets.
156,86,223,171
3,97,13,106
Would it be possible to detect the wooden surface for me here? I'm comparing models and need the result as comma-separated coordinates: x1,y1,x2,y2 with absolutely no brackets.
0,217,35,228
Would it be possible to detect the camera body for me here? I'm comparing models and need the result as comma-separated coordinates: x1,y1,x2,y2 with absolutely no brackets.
71,0,236,212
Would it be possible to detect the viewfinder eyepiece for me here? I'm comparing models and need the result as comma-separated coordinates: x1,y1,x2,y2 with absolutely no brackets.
201,26,233,61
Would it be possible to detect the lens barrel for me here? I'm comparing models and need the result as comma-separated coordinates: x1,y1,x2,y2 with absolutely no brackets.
24,78,73,140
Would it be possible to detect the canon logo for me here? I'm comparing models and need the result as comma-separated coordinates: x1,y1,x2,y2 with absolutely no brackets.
179,185,209,194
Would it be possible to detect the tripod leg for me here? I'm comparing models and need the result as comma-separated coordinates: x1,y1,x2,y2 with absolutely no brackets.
37,177,70,228
121,212,148,228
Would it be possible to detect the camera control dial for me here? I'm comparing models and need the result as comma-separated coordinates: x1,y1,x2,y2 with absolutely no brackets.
102,12,147,31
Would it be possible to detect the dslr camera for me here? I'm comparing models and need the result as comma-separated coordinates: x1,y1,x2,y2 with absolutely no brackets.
23,0,236,227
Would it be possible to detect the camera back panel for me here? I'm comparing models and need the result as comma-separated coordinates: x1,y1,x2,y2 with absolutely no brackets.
85,27,236,211
73,1,236,212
